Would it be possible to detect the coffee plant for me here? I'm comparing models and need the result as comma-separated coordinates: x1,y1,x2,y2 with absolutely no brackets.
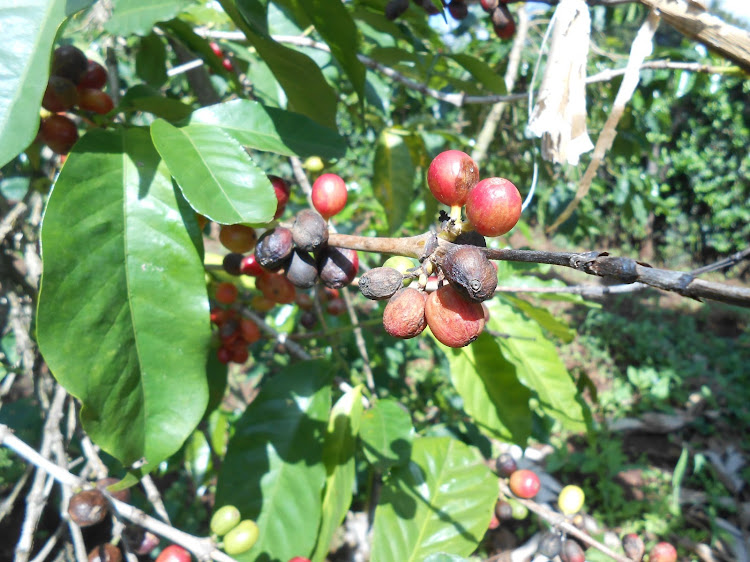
1,0,748,560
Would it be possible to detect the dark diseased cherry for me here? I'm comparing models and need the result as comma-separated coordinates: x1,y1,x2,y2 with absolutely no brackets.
255,227,294,271
223,253,244,276
51,45,88,84
68,489,109,527
318,247,358,289
359,267,405,300
442,245,497,302
292,209,329,252
448,0,468,19
285,249,319,289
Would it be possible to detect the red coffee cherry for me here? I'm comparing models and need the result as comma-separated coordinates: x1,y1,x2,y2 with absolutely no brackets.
465,177,522,237
426,150,479,207
240,318,261,344
240,254,266,277
480,0,499,12
268,175,291,219
155,545,191,562
209,42,223,57
448,0,468,19
425,285,485,348
311,173,347,220
649,542,677,562
78,60,108,90
382,288,427,339
491,5,516,39
42,76,79,112
216,346,232,364
40,114,78,155
257,273,296,304
508,469,541,499
78,88,115,114
215,282,239,305
51,45,88,84
220,224,257,254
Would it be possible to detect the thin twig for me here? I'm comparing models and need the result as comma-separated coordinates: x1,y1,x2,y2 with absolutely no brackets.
341,289,376,393
141,474,171,524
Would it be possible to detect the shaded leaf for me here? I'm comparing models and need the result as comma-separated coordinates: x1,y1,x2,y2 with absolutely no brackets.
359,398,414,471
37,128,210,475
150,118,275,224
504,296,575,343
447,54,507,95
135,32,167,88
106,0,191,36
372,128,416,233
371,437,497,562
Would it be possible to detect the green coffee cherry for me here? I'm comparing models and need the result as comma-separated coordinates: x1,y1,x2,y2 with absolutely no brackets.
210,505,241,536
223,519,259,555
382,255,417,287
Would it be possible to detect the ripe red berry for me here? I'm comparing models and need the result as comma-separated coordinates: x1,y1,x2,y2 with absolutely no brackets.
311,173,348,220
508,469,541,499
288,558,311,562
425,285,485,348
480,0,498,12
222,58,234,72
427,150,479,207
240,318,261,343
491,5,516,39
220,224,257,254
217,346,232,364
465,177,522,237
155,545,191,562
40,114,79,154
240,254,266,277
268,175,291,219
230,344,249,364
51,45,88,84
42,76,79,112
209,42,223,57
77,88,114,114
78,60,108,90
256,274,296,304
649,542,677,562
215,282,239,305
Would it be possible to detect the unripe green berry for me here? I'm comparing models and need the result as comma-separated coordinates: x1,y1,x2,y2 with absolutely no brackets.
223,519,259,555
210,505,241,536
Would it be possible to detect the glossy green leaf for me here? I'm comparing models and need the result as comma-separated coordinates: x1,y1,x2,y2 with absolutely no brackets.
219,0,338,128
312,386,364,562
106,0,191,36
439,332,532,444
359,398,414,471
447,54,507,95
423,555,473,562
372,128,416,233
136,32,167,88
371,437,497,562
215,360,332,561
37,128,211,474
504,296,575,343
150,118,275,224
0,0,92,168
190,100,346,159
293,0,366,103
204,347,228,417
487,300,589,432
122,95,194,122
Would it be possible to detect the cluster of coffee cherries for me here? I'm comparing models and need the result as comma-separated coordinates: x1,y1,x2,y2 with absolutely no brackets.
66,480,159,561
491,454,679,562
209,173,356,363
39,45,114,155
357,149,520,348
208,505,259,556
384,0,516,40
208,42,235,72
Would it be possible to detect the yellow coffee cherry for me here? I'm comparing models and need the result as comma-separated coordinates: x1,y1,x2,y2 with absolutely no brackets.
558,484,585,515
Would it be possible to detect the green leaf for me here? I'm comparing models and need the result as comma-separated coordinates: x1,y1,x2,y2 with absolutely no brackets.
106,0,191,36
292,0,366,103
359,398,414,471
150,118,275,224
371,437,497,562
0,0,92,168
504,296,575,343
438,332,532,444
215,360,332,561
312,385,364,562
487,300,588,432
219,0,338,128
372,128,416,233
37,128,211,474
135,32,167,88
190,100,346,159
447,54,507,95
204,348,228,417
423,555,474,562
122,95,194,122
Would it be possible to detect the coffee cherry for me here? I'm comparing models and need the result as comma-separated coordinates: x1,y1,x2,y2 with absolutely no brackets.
558,484,585,515
288,558,311,562
488,514,500,530
251,294,275,312
317,247,358,289
124,527,160,555
255,227,294,271
326,297,346,316
88,543,122,562
196,214,209,231
480,0,498,12
292,209,329,252
359,267,405,300
311,173,347,220
211,505,241,536
454,230,487,248
425,285,485,348
68,489,109,527
96,477,131,503
285,249,319,289
491,5,516,39
295,292,314,310
217,346,232,364
42,76,79,112
78,88,114,114
427,150,479,207
495,453,517,477
222,58,234,71
240,318,261,344
649,542,677,562
51,45,88,84
40,114,78,155
382,288,428,339
465,177,521,237
220,224,257,254
442,245,497,302
269,175,291,219
385,0,409,19
508,469,541,499
508,497,528,520
155,545,191,562
223,519,259,555
209,42,223,57
448,0,468,19
303,156,325,172
495,500,513,521
622,533,645,561
382,255,417,286
78,60,108,90
223,253,244,276
537,531,562,558
215,282,239,305
300,310,317,329
240,254,266,277
257,273,296,304
560,539,586,562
